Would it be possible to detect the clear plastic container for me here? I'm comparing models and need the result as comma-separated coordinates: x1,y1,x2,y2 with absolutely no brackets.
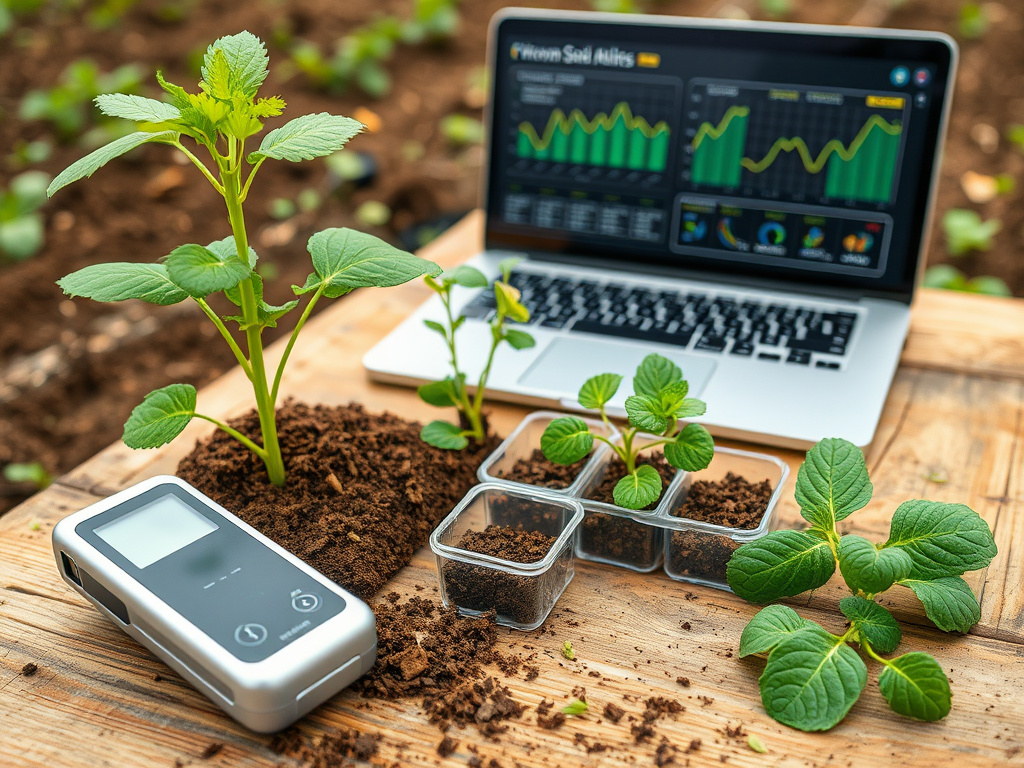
477,411,619,496
662,447,789,590
429,483,584,630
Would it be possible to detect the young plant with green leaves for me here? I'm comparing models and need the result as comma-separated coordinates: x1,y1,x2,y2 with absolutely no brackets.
417,259,534,449
923,264,1011,297
50,31,440,487
942,208,1000,256
540,354,714,510
725,438,997,731
0,170,49,261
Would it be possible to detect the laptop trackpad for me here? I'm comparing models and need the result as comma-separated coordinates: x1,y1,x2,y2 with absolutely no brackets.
519,337,717,404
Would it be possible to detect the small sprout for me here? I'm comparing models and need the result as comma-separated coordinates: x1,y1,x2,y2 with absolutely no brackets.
747,735,768,753
3,462,52,490
958,2,989,39
561,641,576,660
356,200,391,228
269,197,296,220
440,114,484,147
942,209,1000,256
922,265,1011,297
30,520,42,531
562,699,588,716
402,0,460,44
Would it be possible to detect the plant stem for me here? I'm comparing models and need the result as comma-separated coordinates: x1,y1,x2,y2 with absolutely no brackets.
440,291,476,425
194,414,268,459
621,428,637,475
466,325,499,443
173,141,224,194
860,637,892,667
271,285,324,405
194,297,253,381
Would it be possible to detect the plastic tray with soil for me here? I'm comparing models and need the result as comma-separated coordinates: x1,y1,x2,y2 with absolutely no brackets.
430,484,583,630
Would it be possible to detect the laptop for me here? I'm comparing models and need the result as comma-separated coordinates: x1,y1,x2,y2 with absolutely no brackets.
364,9,956,449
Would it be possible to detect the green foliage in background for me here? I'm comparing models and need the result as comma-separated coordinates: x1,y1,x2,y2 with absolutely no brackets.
923,265,1011,297
0,170,50,261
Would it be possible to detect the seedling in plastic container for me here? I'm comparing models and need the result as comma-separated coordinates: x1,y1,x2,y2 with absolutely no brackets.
726,438,997,731
540,353,714,510
51,31,440,487
418,258,534,449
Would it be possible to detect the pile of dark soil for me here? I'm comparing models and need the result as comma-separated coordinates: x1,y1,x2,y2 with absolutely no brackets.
453,525,554,563
423,676,527,737
497,449,588,490
668,473,773,583
586,454,676,510
177,401,497,598
271,726,380,766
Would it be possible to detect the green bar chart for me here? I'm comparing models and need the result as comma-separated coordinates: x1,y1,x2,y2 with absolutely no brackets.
824,117,902,203
690,105,750,188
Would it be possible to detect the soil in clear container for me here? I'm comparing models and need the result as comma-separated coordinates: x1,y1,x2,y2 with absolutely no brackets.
442,523,560,625
496,449,588,491
585,455,675,510
668,472,773,582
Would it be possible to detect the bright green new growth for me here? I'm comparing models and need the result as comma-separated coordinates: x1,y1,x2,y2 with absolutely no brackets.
418,259,534,450
942,208,1001,256
52,32,440,487
540,353,714,510
0,170,50,261
727,437,997,731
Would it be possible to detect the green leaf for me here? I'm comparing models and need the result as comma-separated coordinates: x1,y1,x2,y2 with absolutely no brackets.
657,381,689,415
726,529,836,604
47,130,178,197
739,605,816,658
203,31,269,100
838,534,913,595
2,462,51,490
420,420,467,450
578,373,622,410
674,398,706,419
883,500,997,579
504,328,535,350
57,263,189,305
164,243,251,298
248,113,364,163
540,417,593,465
494,281,530,323
223,273,297,329
562,699,588,716
417,378,459,408
624,394,667,433
206,235,258,269
633,353,681,398
663,423,714,471
443,265,488,288
297,228,440,298
613,463,663,510
497,256,520,281
898,576,981,633
794,437,872,531
156,71,190,109
840,596,901,654
942,208,1000,257
122,384,196,449
424,319,447,336
94,93,181,123
759,626,867,731
878,652,951,722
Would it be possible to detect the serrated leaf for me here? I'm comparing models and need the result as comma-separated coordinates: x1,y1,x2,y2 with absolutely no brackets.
878,652,951,722
658,381,689,414
202,31,269,100
494,281,530,322
57,263,189,306
838,534,913,595
95,93,181,123
898,576,981,633
613,463,663,510
540,416,593,465
443,265,488,288
739,605,816,658
122,384,196,449
164,243,251,298
420,420,467,450
48,130,177,197
624,394,668,433
726,529,836,604
675,398,706,418
578,373,622,410
663,423,714,472
417,378,459,407
248,113,364,162
207,235,258,271
504,328,535,350
759,627,867,731
633,353,682,398
883,500,997,579
794,437,872,532
840,595,901,654
156,71,190,110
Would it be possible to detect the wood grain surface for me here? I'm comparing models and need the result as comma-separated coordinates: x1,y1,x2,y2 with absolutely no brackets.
2,211,1023,767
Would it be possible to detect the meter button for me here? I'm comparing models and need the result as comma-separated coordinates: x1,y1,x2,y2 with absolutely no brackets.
292,592,322,613
234,623,268,646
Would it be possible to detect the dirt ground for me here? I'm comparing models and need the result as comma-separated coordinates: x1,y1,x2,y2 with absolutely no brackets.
1,0,1021,512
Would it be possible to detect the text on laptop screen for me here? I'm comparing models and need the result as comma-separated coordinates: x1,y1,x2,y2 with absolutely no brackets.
486,17,954,298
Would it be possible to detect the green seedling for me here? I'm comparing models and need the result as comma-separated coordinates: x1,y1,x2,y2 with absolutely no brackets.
562,699,588,716
402,0,460,44
942,208,1000,256
3,461,52,490
21,58,144,138
541,354,714,511
439,114,484,147
726,437,997,731
0,170,49,261
561,640,576,660
958,2,989,38
7,138,52,169
291,17,403,98
51,32,440,487
747,735,768,754
923,265,1011,297
418,259,534,449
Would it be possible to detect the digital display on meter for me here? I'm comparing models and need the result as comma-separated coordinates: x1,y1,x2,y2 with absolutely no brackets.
94,493,218,568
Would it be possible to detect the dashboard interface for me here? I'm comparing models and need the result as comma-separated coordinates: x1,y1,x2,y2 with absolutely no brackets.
485,17,954,297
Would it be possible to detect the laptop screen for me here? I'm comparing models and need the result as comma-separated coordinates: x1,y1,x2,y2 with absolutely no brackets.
484,14,955,300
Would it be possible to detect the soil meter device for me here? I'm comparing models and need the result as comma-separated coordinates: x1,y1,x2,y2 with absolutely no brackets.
52,475,377,733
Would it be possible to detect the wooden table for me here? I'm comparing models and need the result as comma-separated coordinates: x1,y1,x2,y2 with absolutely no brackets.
2,211,1023,767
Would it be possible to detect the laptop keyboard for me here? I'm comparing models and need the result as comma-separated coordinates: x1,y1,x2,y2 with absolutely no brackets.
460,271,857,368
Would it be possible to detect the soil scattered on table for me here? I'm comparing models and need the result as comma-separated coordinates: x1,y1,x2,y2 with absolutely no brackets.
668,473,772,584
497,449,588,490
272,726,380,764
586,454,676,510
21,662,37,676
177,401,497,599
536,699,566,730
424,676,526,737
199,743,223,760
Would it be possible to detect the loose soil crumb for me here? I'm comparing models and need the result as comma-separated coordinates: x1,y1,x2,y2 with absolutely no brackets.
21,662,37,676
200,743,223,760
631,697,685,743
498,449,587,490
536,699,566,730
177,402,497,599
273,727,380,765
437,735,459,758
603,702,626,723
655,738,678,766
425,676,527,737
676,677,691,688
688,739,702,752
668,473,773,583
586,454,676,510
